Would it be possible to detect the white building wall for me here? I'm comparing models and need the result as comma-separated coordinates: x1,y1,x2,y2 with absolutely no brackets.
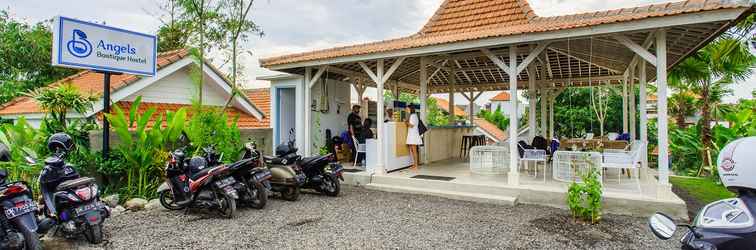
123,68,228,106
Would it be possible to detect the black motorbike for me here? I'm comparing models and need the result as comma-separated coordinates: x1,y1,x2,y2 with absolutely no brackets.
0,144,41,250
649,191,756,250
36,156,109,244
158,145,240,218
202,141,272,209
266,129,343,197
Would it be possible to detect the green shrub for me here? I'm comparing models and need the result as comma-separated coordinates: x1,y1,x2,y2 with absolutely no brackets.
567,166,603,224
185,104,241,162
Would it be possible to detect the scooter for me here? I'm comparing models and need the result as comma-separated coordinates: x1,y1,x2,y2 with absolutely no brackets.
201,141,272,209
649,137,756,250
0,143,41,249
157,146,240,218
262,129,305,201
266,129,343,197
36,154,109,244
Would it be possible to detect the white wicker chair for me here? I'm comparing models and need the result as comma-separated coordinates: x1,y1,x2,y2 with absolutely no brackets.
518,144,547,182
552,151,603,183
469,145,510,175
602,140,644,191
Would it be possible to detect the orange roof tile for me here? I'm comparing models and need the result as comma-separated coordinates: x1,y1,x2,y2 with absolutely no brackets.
0,49,190,116
490,91,511,101
112,101,269,130
261,0,751,67
432,96,467,116
474,118,508,142
245,88,271,128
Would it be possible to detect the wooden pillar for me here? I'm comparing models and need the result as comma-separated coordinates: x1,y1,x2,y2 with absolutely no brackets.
622,77,629,134
375,59,386,174
656,30,670,187
639,61,649,169
448,67,457,125
508,45,520,186
528,66,536,141
540,89,548,138
629,66,637,140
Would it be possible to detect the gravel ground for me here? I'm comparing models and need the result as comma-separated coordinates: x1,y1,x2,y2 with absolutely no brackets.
65,186,682,249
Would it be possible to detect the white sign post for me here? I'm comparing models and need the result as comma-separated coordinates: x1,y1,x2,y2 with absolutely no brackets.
51,16,157,158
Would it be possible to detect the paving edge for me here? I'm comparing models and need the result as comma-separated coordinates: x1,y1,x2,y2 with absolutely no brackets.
365,183,518,206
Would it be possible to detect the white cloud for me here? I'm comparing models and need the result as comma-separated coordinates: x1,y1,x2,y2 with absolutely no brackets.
2,0,754,102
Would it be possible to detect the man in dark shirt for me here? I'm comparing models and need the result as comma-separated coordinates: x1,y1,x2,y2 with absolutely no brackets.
347,105,362,161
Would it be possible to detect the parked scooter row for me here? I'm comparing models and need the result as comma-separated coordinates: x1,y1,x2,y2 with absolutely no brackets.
0,133,110,250
157,130,344,218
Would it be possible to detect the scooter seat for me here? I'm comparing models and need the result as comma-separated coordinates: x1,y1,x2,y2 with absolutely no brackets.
190,167,212,181
56,177,95,191
300,155,325,166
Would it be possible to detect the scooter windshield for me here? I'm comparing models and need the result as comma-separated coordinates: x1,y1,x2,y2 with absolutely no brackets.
697,198,754,229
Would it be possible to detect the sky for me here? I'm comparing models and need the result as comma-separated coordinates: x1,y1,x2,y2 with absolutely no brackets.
2,0,754,105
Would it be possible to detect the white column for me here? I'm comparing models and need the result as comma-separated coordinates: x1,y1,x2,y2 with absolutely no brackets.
629,66,637,140
376,59,385,175
448,67,456,125
656,30,670,187
540,90,548,137
639,61,649,169
303,67,312,156
549,94,555,140
468,91,475,123
528,66,537,141
622,77,629,134
295,74,305,153
508,45,520,186
419,57,428,124
420,57,429,165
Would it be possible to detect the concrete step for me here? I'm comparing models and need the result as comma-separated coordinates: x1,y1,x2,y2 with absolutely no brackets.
370,174,522,197
365,183,517,206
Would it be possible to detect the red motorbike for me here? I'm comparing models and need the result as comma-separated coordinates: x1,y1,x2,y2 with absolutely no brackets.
157,147,239,218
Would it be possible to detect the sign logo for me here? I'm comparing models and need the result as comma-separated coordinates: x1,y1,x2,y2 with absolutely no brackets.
66,29,92,58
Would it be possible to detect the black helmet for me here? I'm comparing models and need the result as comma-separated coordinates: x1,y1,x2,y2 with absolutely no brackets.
0,143,10,162
47,133,75,153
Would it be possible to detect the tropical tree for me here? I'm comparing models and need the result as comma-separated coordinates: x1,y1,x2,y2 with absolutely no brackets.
668,90,697,128
27,83,98,129
668,38,756,169
0,10,76,105
220,0,263,109
589,84,613,136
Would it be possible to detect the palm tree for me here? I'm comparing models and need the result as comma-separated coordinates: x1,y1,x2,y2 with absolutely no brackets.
669,38,756,169
668,90,697,129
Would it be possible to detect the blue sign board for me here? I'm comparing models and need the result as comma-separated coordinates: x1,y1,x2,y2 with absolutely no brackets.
52,16,157,76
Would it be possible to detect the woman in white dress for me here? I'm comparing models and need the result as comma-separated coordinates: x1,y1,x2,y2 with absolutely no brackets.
405,105,422,170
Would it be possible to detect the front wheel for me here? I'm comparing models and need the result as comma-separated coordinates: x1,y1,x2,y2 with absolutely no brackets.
281,186,300,201
246,181,268,209
21,228,41,250
319,174,341,197
83,224,104,244
159,191,186,210
216,191,236,219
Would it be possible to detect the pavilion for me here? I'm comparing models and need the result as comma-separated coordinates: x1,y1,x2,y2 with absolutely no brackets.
261,0,754,217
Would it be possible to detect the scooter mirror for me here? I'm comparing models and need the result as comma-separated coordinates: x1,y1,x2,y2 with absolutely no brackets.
24,156,36,165
0,169,6,179
649,212,677,240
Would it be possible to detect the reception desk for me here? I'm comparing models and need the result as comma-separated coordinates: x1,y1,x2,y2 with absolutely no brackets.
365,122,414,173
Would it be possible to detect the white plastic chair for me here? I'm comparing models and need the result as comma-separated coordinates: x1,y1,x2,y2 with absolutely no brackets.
352,135,366,168
518,144,548,182
602,140,644,191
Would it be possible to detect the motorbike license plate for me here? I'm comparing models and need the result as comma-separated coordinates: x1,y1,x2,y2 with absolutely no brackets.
75,202,100,216
254,171,272,181
4,200,37,219
215,177,235,188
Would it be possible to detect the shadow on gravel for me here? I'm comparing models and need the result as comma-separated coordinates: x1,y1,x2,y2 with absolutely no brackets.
529,214,635,248
285,217,322,227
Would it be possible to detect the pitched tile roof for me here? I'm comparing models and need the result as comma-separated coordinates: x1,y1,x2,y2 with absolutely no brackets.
114,101,269,129
0,49,190,115
261,0,752,67
474,118,508,142
489,91,511,101
245,88,271,128
431,96,467,116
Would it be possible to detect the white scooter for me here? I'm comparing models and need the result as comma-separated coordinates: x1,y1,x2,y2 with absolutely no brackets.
649,137,756,250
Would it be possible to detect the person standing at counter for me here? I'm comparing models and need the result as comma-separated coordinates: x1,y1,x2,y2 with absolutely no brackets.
347,105,363,161
405,106,422,170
